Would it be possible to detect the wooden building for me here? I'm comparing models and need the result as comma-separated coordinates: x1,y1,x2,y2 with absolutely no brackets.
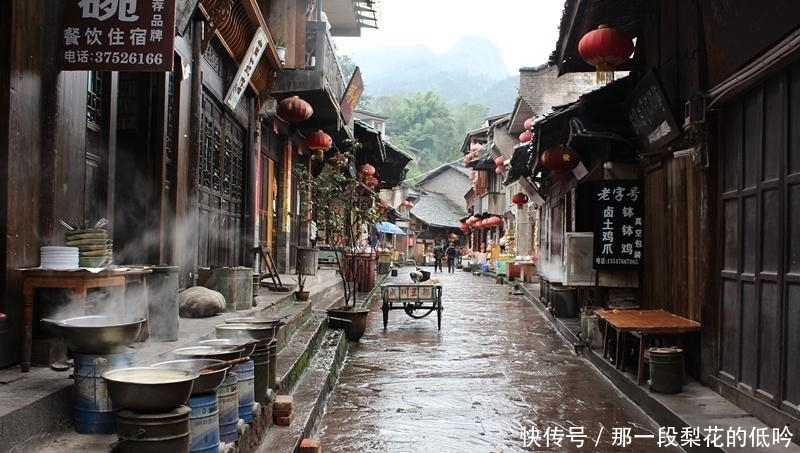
518,0,800,437
0,0,388,369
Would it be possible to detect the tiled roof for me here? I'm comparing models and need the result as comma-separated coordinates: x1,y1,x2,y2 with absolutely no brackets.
410,191,465,228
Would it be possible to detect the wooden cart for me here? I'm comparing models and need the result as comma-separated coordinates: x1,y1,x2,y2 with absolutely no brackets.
380,283,443,330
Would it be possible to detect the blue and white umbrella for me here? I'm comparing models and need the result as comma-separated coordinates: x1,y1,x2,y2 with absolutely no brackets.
374,222,405,235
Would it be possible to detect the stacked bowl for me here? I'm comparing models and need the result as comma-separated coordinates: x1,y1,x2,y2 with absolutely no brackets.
40,246,79,270
65,228,112,267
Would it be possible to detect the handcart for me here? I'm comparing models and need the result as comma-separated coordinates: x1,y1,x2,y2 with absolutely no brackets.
380,283,443,330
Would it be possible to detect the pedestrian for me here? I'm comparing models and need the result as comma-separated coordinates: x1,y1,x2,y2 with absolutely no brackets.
446,242,457,273
433,242,443,272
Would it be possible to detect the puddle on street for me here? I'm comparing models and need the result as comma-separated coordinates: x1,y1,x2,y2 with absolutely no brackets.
315,271,685,452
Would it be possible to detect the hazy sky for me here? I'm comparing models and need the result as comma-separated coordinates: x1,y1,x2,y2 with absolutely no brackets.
333,0,565,75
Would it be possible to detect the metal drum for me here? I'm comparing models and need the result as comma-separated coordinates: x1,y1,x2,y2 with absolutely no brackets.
217,372,238,443
235,360,255,422
251,347,270,405
72,351,136,434
198,267,253,312
188,392,220,453
267,338,278,392
116,405,190,453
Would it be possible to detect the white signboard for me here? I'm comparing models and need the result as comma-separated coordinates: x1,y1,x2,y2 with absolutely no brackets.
224,28,267,110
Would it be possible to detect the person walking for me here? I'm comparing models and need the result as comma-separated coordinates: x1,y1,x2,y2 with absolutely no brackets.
446,242,457,273
433,242,444,273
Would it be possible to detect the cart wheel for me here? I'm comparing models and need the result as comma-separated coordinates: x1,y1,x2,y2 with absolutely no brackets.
382,303,389,329
437,302,442,331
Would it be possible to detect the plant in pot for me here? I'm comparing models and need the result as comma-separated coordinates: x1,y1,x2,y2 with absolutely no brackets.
274,37,287,64
293,258,310,301
294,138,382,341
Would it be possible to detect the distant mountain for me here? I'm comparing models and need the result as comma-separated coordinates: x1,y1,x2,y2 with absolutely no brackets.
348,36,519,116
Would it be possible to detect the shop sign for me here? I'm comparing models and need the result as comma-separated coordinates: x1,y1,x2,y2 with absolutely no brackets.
61,0,176,72
591,180,643,269
626,70,680,152
340,66,363,124
224,28,268,111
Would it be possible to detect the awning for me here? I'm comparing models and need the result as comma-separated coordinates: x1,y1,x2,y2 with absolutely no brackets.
375,222,405,235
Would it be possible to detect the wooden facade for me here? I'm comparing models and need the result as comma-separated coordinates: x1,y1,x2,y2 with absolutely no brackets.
0,0,384,370
544,0,800,437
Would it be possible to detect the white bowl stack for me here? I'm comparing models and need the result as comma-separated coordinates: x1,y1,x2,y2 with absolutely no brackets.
40,246,79,270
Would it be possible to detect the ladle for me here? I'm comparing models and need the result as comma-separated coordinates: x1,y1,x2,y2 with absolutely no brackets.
199,356,251,373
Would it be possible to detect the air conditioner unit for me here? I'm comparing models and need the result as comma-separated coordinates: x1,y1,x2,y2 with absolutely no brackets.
563,232,595,286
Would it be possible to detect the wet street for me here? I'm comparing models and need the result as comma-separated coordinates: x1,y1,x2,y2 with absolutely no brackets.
314,269,686,452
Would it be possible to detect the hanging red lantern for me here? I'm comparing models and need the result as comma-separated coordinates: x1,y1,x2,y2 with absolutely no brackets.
519,130,532,143
541,146,580,172
277,96,313,123
523,116,535,130
511,192,528,206
359,164,375,176
364,176,379,187
495,166,504,175
494,155,505,167
578,24,634,83
305,130,332,151
466,215,479,225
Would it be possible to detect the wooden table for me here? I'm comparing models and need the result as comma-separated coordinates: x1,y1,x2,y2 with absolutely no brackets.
20,268,152,372
595,309,701,384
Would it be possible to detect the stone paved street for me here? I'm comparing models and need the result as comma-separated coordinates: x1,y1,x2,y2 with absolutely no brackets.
314,269,687,452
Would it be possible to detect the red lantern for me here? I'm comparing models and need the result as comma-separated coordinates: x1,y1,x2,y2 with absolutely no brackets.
494,155,505,167
511,192,528,206
541,146,580,172
495,166,504,175
277,96,313,123
519,130,532,143
459,223,469,232
359,164,375,176
523,116,535,130
364,176,379,187
466,215,479,225
578,25,634,83
305,130,332,151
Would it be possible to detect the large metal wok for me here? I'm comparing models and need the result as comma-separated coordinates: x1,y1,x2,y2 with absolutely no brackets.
40,315,144,354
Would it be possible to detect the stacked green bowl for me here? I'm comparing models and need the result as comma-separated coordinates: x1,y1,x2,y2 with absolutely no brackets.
65,228,112,268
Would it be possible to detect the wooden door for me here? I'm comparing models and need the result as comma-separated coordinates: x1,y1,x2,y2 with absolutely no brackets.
718,61,800,415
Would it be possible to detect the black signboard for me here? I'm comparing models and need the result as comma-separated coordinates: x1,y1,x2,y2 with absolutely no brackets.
592,180,644,269
625,70,680,152
61,0,176,72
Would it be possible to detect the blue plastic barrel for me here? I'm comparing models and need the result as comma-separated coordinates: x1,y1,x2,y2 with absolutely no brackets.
217,371,238,443
188,391,220,453
73,351,137,434
235,360,255,422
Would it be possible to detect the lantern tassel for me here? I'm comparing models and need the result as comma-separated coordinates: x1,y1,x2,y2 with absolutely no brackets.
595,62,616,84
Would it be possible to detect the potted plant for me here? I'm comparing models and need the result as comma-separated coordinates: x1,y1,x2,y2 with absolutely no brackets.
274,37,287,64
294,138,382,341
293,258,310,301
